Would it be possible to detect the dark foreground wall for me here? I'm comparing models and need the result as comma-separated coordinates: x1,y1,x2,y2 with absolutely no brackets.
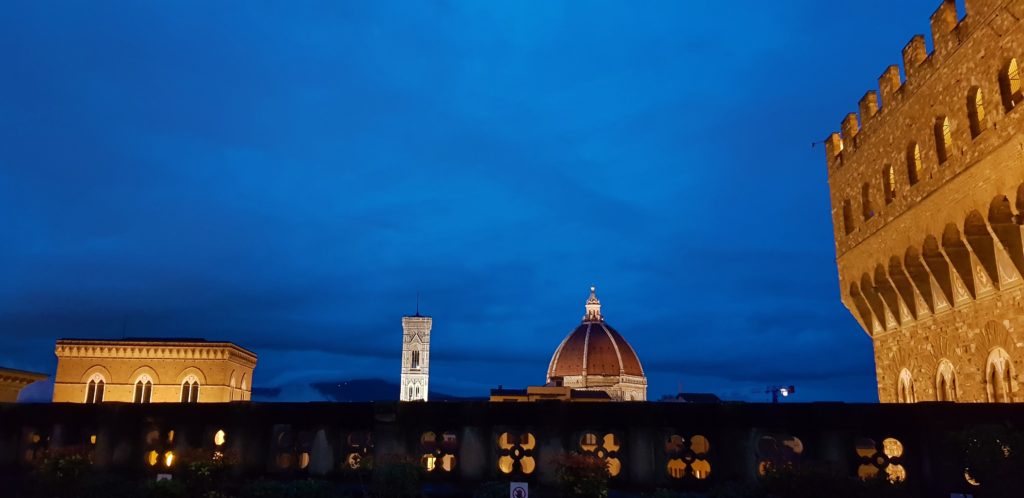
1,401,1023,496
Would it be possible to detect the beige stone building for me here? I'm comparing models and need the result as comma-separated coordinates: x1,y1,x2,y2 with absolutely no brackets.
546,287,647,401
0,367,47,402
825,0,1024,402
52,338,256,403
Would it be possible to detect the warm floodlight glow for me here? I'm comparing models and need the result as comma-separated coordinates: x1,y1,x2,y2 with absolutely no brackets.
164,451,175,467
214,430,226,446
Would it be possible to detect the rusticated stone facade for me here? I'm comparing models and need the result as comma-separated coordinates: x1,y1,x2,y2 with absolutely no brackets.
825,0,1024,403
52,338,256,404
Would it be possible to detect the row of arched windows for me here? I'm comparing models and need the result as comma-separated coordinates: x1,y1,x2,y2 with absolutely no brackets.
85,373,201,404
841,58,1024,237
895,348,1015,403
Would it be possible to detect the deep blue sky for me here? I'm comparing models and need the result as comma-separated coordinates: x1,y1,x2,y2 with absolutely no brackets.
1,1,955,402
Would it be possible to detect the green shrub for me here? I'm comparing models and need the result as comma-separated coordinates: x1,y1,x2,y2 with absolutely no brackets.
474,481,510,498
372,456,423,497
238,479,336,498
141,479,189,498
555,453,609,498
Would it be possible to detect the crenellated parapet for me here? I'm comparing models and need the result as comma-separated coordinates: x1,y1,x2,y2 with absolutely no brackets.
825,0,1024,252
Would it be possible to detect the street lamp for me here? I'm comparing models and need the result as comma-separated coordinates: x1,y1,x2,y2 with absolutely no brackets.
766,385,796,403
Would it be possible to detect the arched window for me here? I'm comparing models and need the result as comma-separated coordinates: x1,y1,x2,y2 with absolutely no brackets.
934,116,952,164
134,374,153,404
882,164,896,204
861,183,875,220
906,143,922,186
999,58,1023,111
935,360,957,402
897,369,915,403
411,350,420,369
180,375,200,403
968,87,986,138
986,348,1014,402
85,373,105,404
842,199,854,235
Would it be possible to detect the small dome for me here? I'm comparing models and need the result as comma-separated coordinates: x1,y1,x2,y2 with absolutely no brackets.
547,287,645,380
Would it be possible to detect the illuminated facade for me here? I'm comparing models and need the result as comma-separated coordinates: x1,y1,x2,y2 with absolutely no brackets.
546,287,647,401
52,338,256,403
825,0,1024,402
0,367,47,402
400,314,431,401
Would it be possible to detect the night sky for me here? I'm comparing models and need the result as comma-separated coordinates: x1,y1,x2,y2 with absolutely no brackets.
1,1,954,402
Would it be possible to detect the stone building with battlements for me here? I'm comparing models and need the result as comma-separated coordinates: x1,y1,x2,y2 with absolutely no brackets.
825,0,1024,403
52,338,256,403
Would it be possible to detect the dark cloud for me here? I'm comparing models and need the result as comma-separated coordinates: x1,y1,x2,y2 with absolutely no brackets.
0,0,940,402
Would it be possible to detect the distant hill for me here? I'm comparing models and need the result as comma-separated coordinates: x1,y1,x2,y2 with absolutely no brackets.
252,378,481,402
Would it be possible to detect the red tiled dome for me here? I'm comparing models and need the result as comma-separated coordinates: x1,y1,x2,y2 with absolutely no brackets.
547,288,645,380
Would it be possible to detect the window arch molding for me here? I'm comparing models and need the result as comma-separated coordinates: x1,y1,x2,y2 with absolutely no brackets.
127,366,160,385
79,365,113,384
897,368,916,404
985,347,1015,402
175,367,207,386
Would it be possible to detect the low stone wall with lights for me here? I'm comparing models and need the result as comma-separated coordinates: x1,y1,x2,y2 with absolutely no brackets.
0,401,1021,494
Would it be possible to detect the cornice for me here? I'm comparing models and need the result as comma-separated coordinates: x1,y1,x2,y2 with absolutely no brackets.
54,340,257,368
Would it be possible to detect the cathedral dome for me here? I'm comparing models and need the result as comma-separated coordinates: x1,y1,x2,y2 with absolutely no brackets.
547,287,645,381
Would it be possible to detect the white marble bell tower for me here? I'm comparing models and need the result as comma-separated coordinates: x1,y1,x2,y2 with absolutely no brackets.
400,310,431,402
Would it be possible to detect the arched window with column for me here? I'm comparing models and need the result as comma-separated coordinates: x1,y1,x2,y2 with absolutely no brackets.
986,348,1014,402
1000,58,1023,111
897,369,915,403
842,199,855,235
134,374,153,403
907,142,922,186
862,183,875,220
934,116,952,164
935,360,957,402
882,164,896,204
85,373,105,404
180,375,200,403
968,87,986,138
